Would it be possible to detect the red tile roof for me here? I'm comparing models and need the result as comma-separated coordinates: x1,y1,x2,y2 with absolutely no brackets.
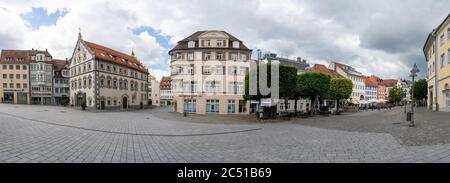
381,79,398,87
160,76,172,90
312,64,342,78
365,76,378,87
84,41,148,73
0,49,52,64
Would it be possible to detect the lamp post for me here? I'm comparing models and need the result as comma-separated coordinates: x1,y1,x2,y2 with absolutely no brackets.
409,64,420,127
403,89,407,113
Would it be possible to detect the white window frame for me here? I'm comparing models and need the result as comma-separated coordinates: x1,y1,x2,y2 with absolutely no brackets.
188,41,195,48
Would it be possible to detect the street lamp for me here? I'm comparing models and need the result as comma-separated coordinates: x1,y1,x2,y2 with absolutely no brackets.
408,64,420,127
403,89,407,113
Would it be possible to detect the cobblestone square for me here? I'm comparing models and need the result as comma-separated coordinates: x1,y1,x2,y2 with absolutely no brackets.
1,104,450,163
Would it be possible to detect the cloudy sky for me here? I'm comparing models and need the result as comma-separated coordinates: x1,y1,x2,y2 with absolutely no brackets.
1,0,449,80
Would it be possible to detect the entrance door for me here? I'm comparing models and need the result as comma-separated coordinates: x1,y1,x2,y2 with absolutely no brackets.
429,90,433,110
101,100,105,110
122,97,128,109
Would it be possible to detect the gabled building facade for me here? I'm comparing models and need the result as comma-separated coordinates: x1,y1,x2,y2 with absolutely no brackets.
329,62,366,103
170,30,251,114
29,49,54,105
0,50,31,104
69,33,149,110
159,76,173,106
52,59,70,105
423,13,450,112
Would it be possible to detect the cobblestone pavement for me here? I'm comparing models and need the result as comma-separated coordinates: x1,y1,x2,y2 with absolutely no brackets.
1,104,450,163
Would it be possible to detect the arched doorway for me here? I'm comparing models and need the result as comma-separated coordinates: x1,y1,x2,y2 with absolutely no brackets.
122,96,128,109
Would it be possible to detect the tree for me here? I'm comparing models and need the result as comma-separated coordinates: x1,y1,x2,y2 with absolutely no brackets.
388,86,403,104
244,63,297,117
413,79,427,103
297,72,331,116
279,65,298,112
329,78,353,115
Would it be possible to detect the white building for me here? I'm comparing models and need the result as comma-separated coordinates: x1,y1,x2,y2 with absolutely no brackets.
170,30,251,114
329,62,366,103
69,33,149,110
148,75,160,106
29,49,54,105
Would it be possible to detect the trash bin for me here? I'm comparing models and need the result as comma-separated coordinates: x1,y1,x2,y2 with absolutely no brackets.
406,112,412,122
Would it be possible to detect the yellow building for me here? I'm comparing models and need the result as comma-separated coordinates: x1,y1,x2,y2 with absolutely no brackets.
0,50,32,104
423,13,450,112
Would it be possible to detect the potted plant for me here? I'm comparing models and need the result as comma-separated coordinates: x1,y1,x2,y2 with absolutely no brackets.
80,99,87,110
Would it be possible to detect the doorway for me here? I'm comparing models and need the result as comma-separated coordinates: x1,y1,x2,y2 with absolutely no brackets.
122,96,128,109
429,90,433,111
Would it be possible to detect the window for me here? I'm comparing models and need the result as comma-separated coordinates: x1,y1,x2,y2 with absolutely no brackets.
23,83,27,88
205,40,211,47
2,65,6,70
183,81,197,92
237,82,244,94
184,99,197,113
204,52,211,60
216,52,223,60
9,65,13,70
231,53,238,61
448,49,450,64
441,54,445,68
239,67,247,75
203,66,211,75
9,83,14,88
239,100,247,113
187,66,195,75
240,53,247,61
232,41,239,48
206,99,219,113
16,74,20,79
175,52,182,60
23,65,27,70
440,34,445,46
16,65,20,70
9,74,13,79
229,66,238,75
188,41,195,48
228,100,236,113
217,40,224,47
16,83,21,88
187,52,194,61
448,28,450,40
2,74,6,79
216,66,224,75
3,83,7,88
228,82,237,93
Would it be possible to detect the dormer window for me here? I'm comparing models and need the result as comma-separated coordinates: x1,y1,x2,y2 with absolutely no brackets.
6,57,12,61
17,58,24,62
205,40,211,47
217,40,224,47
188,41,195,48
232,41,240,48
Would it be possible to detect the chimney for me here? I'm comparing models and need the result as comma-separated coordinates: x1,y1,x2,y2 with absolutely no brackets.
297,57,302,62
65,58,68,61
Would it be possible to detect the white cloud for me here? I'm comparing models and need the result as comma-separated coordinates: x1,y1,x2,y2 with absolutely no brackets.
1,0,449,79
